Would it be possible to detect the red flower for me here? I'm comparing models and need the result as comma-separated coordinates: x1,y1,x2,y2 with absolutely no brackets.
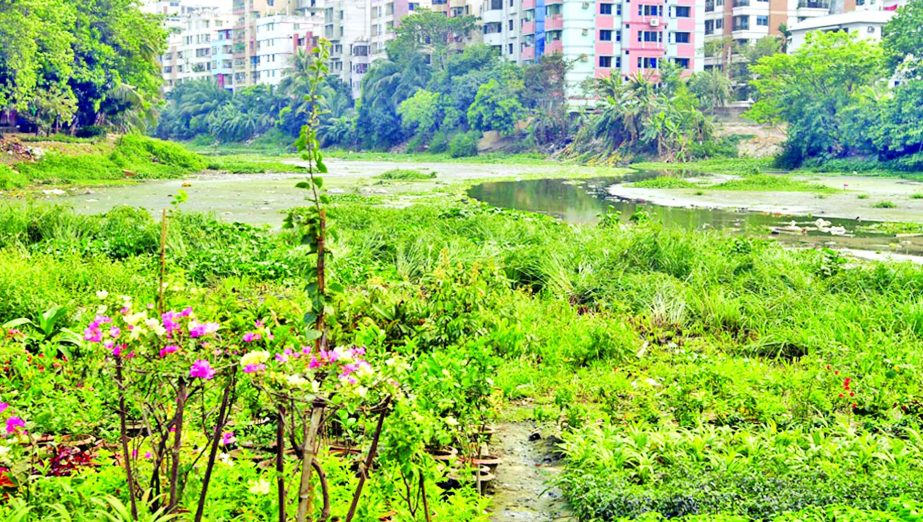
843,377,851,390
838,393,844,399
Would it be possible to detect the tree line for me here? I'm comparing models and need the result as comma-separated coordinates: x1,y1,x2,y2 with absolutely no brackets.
0,0,164,135
747,0,923,171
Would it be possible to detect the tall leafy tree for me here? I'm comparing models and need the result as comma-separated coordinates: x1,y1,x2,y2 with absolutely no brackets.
747,31,884,165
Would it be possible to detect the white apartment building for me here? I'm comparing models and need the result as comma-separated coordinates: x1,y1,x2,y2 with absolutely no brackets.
788,8,894,51
254,15,323,86
161,8,237,91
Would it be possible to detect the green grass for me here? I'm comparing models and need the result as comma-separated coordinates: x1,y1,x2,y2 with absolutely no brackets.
910,193,923,199
873,200,898,208
631,176,698,189
632,157,773,175
710,173,835,193
14,134,207,184
375,168,437,181
205,155,304,173
858,193,870,199
0,164,28,190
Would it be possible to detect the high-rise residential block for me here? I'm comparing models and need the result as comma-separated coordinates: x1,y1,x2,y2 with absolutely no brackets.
482,0,705,99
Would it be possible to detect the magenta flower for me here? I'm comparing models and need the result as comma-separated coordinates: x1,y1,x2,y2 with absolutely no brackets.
275,351,289,363
159,345,179,358
5,416,25,435
220,431,236,446
254,320,264,328
189,360,215,380
189,322,219,338
109,326,121,339
242,332,261,343
111,344,126,357
243,363,266,374
84,327,102,343
0,403,8,414
309,356,322,369
162,311,182,336
144,451,153,459
180,307,193,317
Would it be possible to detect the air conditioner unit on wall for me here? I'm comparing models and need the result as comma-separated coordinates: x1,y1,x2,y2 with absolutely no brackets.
649,18,660,26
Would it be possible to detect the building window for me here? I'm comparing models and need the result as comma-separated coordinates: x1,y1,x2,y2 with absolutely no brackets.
756,15,768,25
705,19,714,34
673,57,690,68
508,43,514,54
716,18,724,29
674,6,691,17
600,3,612,14
600,29,612,41
637,56,658,68
509,19,514,30
599,56,612,67
733,15,749,30
674,31,690,43
637,30,662,42
638,4,663,16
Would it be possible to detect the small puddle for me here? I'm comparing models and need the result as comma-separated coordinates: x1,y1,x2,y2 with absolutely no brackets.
467,175,923,260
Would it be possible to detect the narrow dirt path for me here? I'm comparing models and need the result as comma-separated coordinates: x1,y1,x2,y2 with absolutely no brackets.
489,421,573,522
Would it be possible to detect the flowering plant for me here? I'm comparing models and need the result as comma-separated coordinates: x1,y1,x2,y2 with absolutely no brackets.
83,292,234,518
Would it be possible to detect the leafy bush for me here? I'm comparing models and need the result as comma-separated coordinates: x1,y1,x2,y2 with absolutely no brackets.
74,125,107,139
873,200,898,209
448,131,480,158
110,134,207,178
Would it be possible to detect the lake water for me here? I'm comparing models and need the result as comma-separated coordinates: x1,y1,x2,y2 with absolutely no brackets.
467,175,923,258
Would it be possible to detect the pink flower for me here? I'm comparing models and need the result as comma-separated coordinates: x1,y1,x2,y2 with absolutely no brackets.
109,326,121,339
5,416,25,435
180,307,193,317
243,363,266,374
162,311,182,336
111,344,127,357
275,350,291,363
144,451,152,459
309,356,322,369
189,322,219,339
189,360,215,380
254,320,264,328
242,332,261,343
84,327,103,343
0,403,8,414
220,432,236,446
159,345,179,358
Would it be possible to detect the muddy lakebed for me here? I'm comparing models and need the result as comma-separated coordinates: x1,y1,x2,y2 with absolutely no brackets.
55,161,923,262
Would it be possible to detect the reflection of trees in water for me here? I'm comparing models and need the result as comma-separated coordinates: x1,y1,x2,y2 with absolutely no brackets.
467,178,922,255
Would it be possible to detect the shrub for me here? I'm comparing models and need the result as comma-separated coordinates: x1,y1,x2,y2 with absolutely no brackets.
74,126,107,139
872,200,897,208
632,176,698,189
448,131,480,158
110,134,207,177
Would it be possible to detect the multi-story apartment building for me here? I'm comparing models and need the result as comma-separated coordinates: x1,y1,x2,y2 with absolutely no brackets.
254,15,322,86
161,8,237,91
482,0,704,99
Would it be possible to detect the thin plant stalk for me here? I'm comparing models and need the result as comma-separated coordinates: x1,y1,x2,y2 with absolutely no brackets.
193,373,235,522
276,405,287,522
167,377,187,512
345,399,391,522
116,355,139,521
295,402,325,522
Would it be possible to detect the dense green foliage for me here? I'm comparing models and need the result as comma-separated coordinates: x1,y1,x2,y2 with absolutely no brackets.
3,185,923,518
748,5,923,171
12,134,206,183
0,0,164,133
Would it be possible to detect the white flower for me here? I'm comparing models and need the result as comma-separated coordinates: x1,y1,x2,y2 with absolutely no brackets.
332,346,354,362
0,445,11,463
124,312,148,326
444,416,458,427
96,290,109,300
145,318,166,337
286,375,308,388
248,478,271,495
219,452,234,467
240,351,270,367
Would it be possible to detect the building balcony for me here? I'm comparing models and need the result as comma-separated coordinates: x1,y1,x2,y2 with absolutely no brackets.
521,20,535,34
545,14,564,31
797,0,830,7
546,39,563,54
521,45,535,60
522,0,535,8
